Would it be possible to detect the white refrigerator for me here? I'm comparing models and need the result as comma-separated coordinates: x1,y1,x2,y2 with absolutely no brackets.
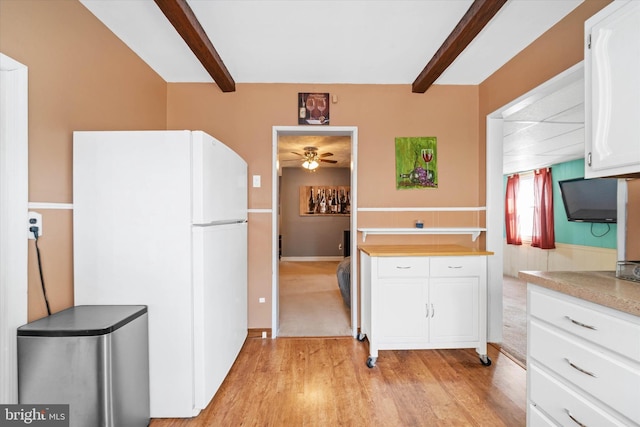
73,130,248,418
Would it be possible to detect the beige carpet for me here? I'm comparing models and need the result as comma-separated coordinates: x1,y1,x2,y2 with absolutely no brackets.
278,261,352,337
501,275,527,366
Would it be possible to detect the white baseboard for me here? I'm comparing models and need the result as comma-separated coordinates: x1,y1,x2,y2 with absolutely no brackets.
281,256,345,262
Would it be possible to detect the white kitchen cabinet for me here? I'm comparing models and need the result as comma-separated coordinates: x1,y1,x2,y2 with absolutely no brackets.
584,0,640,178
359,250,489,368
378,276,427,343
527,284,640,426
430,276,480,343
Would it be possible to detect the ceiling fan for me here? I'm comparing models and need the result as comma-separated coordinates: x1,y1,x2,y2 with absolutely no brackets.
290,146,337,170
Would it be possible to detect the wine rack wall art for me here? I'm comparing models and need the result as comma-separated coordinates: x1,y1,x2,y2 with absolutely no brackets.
299,186,350,216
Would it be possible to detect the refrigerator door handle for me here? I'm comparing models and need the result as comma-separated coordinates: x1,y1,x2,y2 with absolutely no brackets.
193,220,247,227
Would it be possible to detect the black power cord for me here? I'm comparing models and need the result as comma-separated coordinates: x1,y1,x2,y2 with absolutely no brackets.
30,225,51,316
590,222,611,238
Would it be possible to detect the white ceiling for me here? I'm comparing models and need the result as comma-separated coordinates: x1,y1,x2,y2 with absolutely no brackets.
502,64,585,175
79,0,586,172
80,0,583,85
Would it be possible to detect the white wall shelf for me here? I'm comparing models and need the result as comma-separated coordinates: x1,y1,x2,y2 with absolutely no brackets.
357,227,486,242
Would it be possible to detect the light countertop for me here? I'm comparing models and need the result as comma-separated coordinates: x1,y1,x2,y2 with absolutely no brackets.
358,244,493,257
519,270,640,317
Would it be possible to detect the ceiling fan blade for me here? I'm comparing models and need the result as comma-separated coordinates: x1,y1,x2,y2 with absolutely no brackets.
319,152,334,157
290,151,305,157
319,159,337,164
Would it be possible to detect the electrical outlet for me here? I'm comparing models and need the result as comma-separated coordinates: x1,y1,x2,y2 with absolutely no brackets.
28,211,43,240
259,297,266,303
262,331,267,339
252,175,261,188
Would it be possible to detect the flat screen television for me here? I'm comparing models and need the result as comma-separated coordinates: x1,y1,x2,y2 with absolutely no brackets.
558,177,617,223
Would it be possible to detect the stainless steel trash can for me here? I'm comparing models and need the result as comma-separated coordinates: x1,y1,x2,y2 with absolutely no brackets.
17,305,150,427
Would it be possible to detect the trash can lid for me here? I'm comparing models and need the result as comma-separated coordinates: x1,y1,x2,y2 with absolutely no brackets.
17,305,147,337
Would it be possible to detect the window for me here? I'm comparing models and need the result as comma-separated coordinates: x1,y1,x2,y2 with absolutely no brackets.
517,173,534,241
505,169,555,249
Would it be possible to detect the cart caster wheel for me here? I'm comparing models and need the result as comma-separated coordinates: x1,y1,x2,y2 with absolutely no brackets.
366,357,377,368
479,355,492,366
357,333,366,342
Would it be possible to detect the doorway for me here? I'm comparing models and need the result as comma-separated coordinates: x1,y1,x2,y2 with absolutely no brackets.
486,62,584,361
271,126,358,338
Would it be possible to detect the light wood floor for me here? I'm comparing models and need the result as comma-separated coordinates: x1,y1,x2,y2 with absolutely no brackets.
149,337,526,426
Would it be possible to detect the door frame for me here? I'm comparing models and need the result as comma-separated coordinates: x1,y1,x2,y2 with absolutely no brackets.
0,53,29,403
272,126,358,338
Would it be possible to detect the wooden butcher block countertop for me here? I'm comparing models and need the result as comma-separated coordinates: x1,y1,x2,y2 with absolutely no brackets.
358,244,493,257
519,270,640,317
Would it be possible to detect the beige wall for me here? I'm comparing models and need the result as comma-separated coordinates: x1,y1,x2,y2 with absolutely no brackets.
1,0,613,328
0,0,167,320
503,243,617,277
166,83,481,207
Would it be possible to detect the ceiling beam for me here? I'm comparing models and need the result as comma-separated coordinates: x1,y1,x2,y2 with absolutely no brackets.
412,0,508,93
154,0,235,92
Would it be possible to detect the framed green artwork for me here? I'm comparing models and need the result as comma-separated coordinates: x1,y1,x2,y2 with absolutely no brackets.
395,136,438,189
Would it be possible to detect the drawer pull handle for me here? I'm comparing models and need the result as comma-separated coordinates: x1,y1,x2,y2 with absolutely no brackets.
396,266,412,269
431,303,435,318
565,409,587,427
565,358,597,378
425,304,429,318
565,316,597,330
447,266,463,269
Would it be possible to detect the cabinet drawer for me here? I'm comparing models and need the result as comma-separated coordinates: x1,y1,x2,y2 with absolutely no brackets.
529,286,640,362
529,363,630,427
430,256,481,277
377,257,428,278
529,320,640,422
527,404,556,427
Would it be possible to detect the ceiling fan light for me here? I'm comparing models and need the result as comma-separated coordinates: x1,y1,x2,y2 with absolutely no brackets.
302,160,319,170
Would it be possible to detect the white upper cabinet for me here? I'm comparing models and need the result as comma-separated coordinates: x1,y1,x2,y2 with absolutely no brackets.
584,0,640,178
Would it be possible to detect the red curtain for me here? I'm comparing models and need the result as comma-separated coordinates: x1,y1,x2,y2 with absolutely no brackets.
505,174,522,245
532,168,555,249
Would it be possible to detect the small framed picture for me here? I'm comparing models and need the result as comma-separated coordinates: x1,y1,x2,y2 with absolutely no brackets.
298,93,329,125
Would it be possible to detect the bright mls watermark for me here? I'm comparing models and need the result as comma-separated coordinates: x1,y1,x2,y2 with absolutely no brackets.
0,405,68,426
